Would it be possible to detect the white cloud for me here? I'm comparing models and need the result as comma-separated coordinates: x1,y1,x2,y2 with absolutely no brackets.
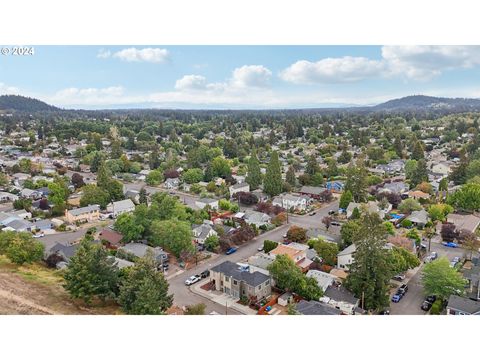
280,57,385,84
382,45,480,80
230,65,272,88
112,47,170,63
48,86,140,107
281,46,480,84
96,49,111,59
174,75,208,90
0,83,19,94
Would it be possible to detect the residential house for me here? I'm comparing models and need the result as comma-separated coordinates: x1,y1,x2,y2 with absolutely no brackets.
306,228,339,244
270,242,312,272
378,181,409,195
388,235,415,252
407,209,429,228
64,204,100,224
2,218,34,232
164,177,180,189
431,162,452,177
272,193,309,211
192,222,218,244
124,189,140,204
462,258,480,301
337,244,356,269
325,180,344,193
209,261,272,300
446,295,480,315
195,198,219,210
243,210,271,227
299,186,331,201
447,213,480,233
229,183,250,197
108,199,136,218
19,188,42,200
0,192,18,203
306,270,337,292
111,257,135,269
320,284,360,315
118,242,168,265
99,229,124,249
346,201,389,219
296,300,342,315
33,219,54,231
408,190,430,201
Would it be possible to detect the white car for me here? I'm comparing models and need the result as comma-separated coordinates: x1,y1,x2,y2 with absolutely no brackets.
33,233,45,238
257,245,264,252
185,275,201,286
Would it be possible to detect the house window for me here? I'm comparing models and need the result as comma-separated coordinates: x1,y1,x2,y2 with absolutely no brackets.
258,285,261,290
224,277,229,282
266,280,270,285
242,290,245,295
233,280,238,285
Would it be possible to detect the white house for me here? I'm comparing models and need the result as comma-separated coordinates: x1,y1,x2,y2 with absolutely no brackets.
192,222,218,244
164,177,180,189
272,193,309,211
108,199,136,218
229,183,250,197
243,210,271,227
306,270,337,292
0,192,18,203
195,198,219,210
337,244,356,269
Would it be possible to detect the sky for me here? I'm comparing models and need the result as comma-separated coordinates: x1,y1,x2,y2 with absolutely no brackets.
2,45,480,109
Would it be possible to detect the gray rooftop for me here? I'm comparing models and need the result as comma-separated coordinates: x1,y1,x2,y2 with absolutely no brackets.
447,295,480,314
296,300,342,315
324,285,359,305
211,261,270,287
69,204,100,216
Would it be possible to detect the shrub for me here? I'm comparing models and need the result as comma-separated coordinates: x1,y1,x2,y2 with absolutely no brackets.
430,299,443,315
263,239,278,253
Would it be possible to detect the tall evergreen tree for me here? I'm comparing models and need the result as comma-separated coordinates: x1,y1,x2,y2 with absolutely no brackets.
118,253,173,315
63,236,118,304
344,160,368,202
412,140,425,160
305,155,319,176
411,159,428,187
286,165,296,187
139,187,148,204
245,149,262,190
393,134,403,158
345,212,392,311
264,151,283,197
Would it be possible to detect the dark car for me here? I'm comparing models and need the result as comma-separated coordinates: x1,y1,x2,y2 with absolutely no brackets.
200,269,210,278
426,295,437,303
331,221,341,226
225,247,237,255
328,210,336,215
398,284,408,295
379,309,390,315
421,300,433,311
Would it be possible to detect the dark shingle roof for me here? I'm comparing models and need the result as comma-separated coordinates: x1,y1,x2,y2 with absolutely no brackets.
324,285,359,305
211,261,270,287
296,300,342,315
447,295,480,314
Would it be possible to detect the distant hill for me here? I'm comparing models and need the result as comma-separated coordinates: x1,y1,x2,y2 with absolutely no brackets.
0,95,58,112
373,95,480,111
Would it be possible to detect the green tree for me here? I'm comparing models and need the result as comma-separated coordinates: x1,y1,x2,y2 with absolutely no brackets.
150,219,194,257
204,234,220,252
448,183,480,212
139,187,148,204
182,168,204,184
345,212,392,311
80,184,110,209
263,239,279,253
146,169,164,186
410,159,428,187
264,151,283,197
428,203,453,222
404,159,417,180
48,177,69,208
114,213,144,243
118,253,173,315
305,155,319,176
422,257,466,300
286,166,296,187
246,149,262,190
63,237,118,304
398,198,422,213
411,140,425,160
344,160,368,202
313,239,339,266
339,190,353,209
340,220,361,247
4,233,44,265
393,134,403,158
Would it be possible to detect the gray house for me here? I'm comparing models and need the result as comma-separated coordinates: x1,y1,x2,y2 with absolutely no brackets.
210,261,271,300
447,295,480,315
118,242,168,265
296,300,342,315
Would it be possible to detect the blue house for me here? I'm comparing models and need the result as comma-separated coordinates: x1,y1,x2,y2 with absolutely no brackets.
326,181,344,192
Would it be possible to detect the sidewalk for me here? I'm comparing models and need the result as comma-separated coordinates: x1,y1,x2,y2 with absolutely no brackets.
191,279,257,315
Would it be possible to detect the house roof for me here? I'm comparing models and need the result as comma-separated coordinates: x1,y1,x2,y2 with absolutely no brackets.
447,213,480,233
447,295,480,314
49,242,79,260
210,261,270,287
299,186,327,195
4,218,32,230
408,190,430,199
338,243,356,257
407,209,429,224
99,229,123,245
306,270,336,291
119,242,167,259
270,244,303,260
296,300,342,315
324,285,359,305
112,199,135,212
68,204,100,217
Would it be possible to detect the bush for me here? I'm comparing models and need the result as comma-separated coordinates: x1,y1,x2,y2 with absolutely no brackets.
263,239,278,253
401,219,413,228
430,299,443,315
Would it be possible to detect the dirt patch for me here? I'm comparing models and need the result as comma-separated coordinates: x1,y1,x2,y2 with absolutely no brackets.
0,256,120,315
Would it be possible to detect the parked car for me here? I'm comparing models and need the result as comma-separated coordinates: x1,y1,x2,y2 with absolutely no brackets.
33,233,45,238
421,295,437,311
379,309,390,315
225,247,238,255
331,221,341,226
257,245,264,252
391,294,402,303
453,256,460,263
309,212,316,216
185,275,201,286
393,274,406,281
282,233,288,238
443,242,458,248
430,252,438,260
398,284,408,295
328,210,336,215
200,269,210,278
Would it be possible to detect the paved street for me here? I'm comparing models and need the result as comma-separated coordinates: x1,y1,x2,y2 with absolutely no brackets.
390,241,475,315
167,200,339,313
